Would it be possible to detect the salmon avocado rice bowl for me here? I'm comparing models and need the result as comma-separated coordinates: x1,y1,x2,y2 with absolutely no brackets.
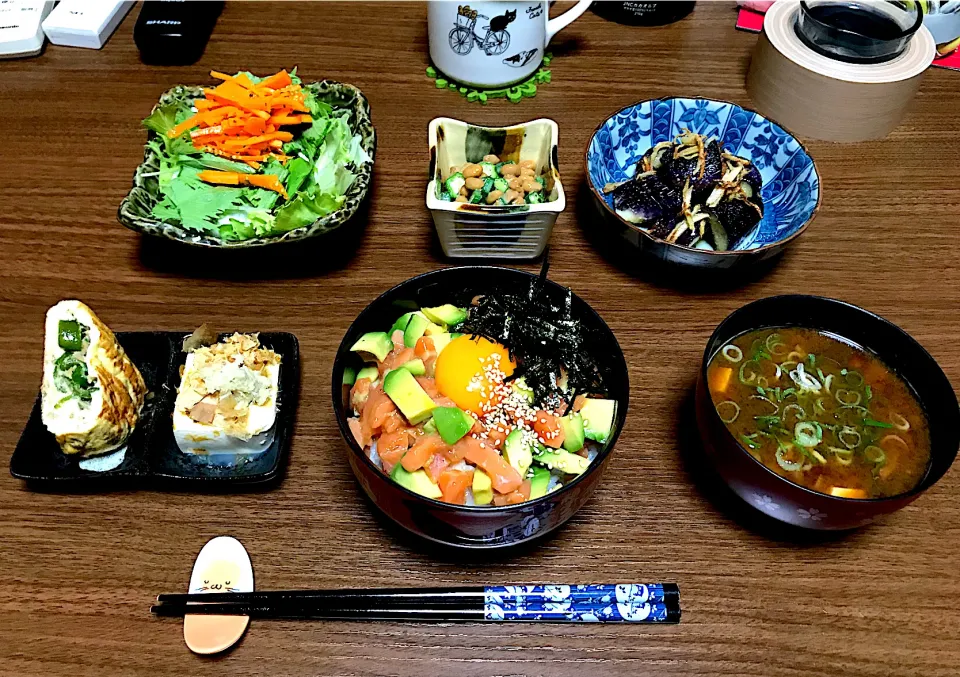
343,275,618,507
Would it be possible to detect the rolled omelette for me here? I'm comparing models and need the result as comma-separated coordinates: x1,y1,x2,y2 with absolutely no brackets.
40,300,146,456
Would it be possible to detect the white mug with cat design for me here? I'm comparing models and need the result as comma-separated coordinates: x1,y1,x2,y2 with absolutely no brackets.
428,1,592,88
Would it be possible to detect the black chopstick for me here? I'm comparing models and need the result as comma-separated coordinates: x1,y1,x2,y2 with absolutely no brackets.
153,584,680,623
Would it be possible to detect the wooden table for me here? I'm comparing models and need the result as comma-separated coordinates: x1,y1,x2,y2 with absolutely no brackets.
2,2,958,675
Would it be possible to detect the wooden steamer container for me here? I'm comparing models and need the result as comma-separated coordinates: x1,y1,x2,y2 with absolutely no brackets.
746,0,936,142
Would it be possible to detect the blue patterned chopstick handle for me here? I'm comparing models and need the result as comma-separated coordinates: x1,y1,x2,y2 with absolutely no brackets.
483,584,679,623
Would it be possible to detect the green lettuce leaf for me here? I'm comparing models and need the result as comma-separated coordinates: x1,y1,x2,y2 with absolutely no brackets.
273,191,345,232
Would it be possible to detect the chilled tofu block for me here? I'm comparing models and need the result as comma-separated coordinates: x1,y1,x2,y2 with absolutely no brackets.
173,333,281,455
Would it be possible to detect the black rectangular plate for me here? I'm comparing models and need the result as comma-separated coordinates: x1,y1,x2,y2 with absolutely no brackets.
9,331,299,490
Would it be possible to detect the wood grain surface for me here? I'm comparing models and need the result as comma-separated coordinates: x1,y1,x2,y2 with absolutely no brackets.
2,3,959,676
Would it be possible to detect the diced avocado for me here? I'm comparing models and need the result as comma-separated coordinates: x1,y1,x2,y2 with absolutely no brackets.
356,365,380,383
511,377,534,403
433,406,474,444
403,313,431,348
350,332,393,362
391,464,442,499
493,177,509,193
529,466,551,499
399,358,426,376
423,417,438,435
430,333,455,355
421,304,468,327
450,332,463,339
342,366,357,386
560,412,585,453
472,469,493,505
444,172,465,197
383,369,436,424
580,398,616,444
534,449,590,476
480,162,496,178
424,321,446,336
503,429,533,476
390,312,417,335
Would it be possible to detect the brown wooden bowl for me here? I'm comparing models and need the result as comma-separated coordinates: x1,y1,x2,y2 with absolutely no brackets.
695,295,959,530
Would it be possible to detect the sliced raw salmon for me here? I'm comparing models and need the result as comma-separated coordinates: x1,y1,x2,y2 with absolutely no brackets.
439,468,474,505
378,429,410,474
455,436,522,494
424,451,451,484
533,410,565,449
401,433,449,472
349,377,372,412
493,479,532,506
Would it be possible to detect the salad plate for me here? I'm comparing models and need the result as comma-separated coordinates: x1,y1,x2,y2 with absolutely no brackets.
119,75,376,248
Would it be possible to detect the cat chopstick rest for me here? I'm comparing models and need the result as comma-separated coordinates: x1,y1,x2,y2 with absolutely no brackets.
427,1,591,87
183,536,253,654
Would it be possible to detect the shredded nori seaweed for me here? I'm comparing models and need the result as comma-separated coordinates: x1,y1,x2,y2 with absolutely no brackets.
453,261,609,408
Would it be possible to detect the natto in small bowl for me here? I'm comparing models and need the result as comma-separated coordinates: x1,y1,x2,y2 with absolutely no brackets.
585,97,821,271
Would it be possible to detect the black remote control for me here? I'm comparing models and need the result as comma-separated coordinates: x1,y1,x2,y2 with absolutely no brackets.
134,0,224,65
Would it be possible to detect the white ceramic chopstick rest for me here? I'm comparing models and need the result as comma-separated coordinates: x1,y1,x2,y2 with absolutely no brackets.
184,536,253,655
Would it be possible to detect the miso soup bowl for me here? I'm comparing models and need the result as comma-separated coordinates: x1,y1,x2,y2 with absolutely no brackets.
585,97,820,272
332,266,628,550
695,295,959,530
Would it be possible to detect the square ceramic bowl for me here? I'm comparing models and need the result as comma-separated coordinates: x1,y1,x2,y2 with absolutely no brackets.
426,117,565,260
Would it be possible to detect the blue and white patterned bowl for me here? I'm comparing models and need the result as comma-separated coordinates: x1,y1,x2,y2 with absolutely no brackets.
585,97,821,270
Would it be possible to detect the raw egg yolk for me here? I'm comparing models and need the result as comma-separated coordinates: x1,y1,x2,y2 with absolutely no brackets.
434,335,515,415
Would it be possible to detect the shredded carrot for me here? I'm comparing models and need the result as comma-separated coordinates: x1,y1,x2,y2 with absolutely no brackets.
197,170,289,199
163,70,314,193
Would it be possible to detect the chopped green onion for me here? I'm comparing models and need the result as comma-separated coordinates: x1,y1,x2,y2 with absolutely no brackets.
865,384,872,401
776,445,803,471
864,419,893,429
716,401,740,424
794,421,823,447
835,389,862,406
740,433,762,450
839,426,861,449
807,353,816,367
828,446,855,466
739,360,760,385
863,445,886,464
890,413,910,431
845,370,864,388
722,345,743,363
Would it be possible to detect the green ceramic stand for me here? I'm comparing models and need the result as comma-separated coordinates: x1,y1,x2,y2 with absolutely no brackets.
426,54,553,104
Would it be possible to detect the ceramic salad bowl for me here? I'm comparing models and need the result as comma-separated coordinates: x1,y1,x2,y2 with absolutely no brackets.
119,80,376,249
585,97,820,270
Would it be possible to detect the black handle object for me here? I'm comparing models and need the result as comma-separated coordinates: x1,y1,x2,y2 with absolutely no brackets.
152,584,681,624
134,0,224,65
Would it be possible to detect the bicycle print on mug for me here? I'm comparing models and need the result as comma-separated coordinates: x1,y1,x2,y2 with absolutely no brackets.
449,5,516,57
427,1,592,88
